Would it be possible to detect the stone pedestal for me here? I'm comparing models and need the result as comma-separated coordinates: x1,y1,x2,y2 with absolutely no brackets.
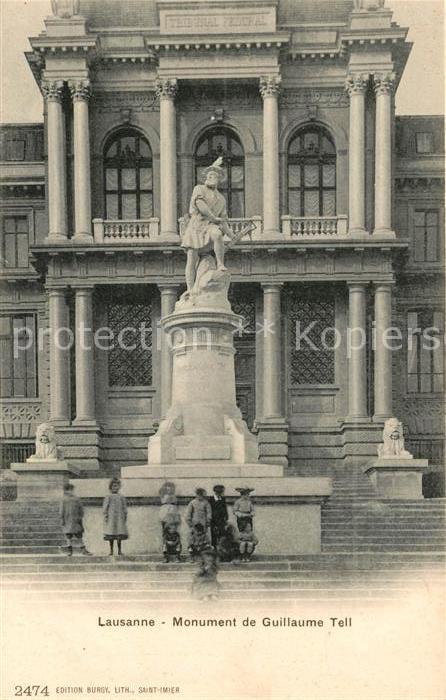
365,458,428,499
74,476,332,555
146,294,258,467
11,460,80,501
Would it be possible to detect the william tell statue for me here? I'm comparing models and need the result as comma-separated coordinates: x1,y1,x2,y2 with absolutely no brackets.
181,156,233,296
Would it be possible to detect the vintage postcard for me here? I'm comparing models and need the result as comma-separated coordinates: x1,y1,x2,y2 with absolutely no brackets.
0,0,444,699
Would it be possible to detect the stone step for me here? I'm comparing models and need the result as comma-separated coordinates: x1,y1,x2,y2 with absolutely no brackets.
8,586,422,604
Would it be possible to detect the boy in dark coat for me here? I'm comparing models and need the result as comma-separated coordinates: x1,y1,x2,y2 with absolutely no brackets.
209,484,228,547
60,483,91,556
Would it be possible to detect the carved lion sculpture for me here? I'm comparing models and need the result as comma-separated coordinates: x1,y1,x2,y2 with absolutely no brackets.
30,422,60,461
377,417,412,458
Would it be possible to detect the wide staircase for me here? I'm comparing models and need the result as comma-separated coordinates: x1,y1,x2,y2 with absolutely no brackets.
1,466,444,603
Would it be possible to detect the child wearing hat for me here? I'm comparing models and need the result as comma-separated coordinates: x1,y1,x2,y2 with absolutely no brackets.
238,521,258,561
60,482,91,556
209,484,229,547
103,477,128,556
159,494,181,533
233,487,255,532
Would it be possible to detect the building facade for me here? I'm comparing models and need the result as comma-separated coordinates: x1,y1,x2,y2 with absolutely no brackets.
0,0,444,492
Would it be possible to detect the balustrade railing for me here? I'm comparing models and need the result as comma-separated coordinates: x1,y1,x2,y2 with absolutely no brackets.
93,218,160,243
281,215,348,238
92,215,350,244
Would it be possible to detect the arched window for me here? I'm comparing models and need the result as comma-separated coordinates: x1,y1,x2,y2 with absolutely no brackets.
287,126,336,217
104,130,153,219
194,127,244,218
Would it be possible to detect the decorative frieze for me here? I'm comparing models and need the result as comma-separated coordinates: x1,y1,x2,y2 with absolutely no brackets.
259,75,281,99
94,92,158,113
281,88,349,109
1,403,42,425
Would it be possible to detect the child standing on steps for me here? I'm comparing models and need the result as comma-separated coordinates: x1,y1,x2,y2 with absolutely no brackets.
103,477,128,556
60,482,91,556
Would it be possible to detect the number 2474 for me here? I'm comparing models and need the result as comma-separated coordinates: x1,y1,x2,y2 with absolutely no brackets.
15,687,49,697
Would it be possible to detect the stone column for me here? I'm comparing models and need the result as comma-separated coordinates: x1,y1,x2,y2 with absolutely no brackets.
373,73,394,237
373,283,393,421
347,283,368,421
345,74,368,236
260,76,281,237
42,81,67,241
156,78,178,239
262,283,283,418
69,80,93,242
48,288,71,424
74,286,95,424
159,284,178,418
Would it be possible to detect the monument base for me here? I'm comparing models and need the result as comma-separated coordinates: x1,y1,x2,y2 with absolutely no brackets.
11,460,80,501
73,474,332,555
365,458,428,499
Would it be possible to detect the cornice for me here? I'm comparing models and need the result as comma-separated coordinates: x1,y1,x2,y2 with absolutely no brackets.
145,31,289,52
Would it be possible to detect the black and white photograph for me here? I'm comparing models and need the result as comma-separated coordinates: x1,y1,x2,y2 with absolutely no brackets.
0,0,444,698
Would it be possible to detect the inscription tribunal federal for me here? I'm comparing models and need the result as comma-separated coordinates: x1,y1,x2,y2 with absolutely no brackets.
160,7,276,35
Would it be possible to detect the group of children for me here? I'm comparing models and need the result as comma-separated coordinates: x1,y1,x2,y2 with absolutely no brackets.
60,479,259,565
160,484,259,564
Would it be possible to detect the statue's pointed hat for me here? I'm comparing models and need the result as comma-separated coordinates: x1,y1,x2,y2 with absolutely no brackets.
204,156,225,179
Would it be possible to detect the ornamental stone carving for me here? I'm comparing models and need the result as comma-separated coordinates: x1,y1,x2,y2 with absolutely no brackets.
259,75,281,99
156,78,178,99
377,417,412,458
94,92,159,113
345,74,369,96
50,0,80,18
28,422,61,461
69,79,91,101
373,73,395,96
41,80,64,102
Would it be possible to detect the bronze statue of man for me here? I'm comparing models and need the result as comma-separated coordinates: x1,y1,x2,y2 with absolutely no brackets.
181,157,233,295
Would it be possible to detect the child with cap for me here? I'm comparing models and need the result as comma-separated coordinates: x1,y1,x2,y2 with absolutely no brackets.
103,477,128,556
209,484,228,547
238,521,258,561
60,482,91,556
233,487,255,532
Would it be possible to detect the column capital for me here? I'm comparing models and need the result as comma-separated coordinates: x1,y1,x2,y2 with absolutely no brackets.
347,282,368,292
374,281,394,292
259,75,281,99
41,80,65,102
46,285,69,296
261,282,283,292
345,73,369,96
158,283,179,292
373,72,395,96
156,77,178,99
73,284,94,294
69,79,91,102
